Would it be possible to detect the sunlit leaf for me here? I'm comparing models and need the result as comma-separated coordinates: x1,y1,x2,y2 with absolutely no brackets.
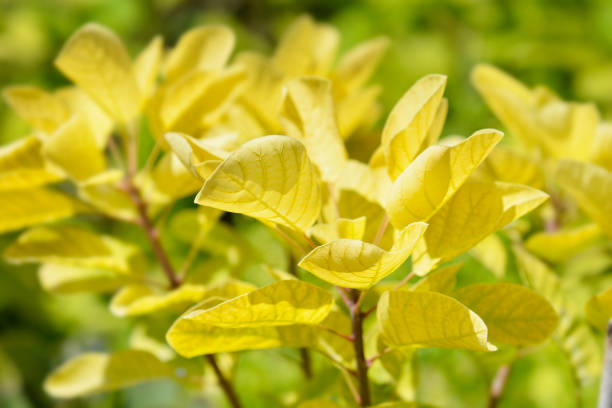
164,25,234,81
412,263,462,294
333,36,389,95
479,146,544,188
377,290,495,351
42,114,106,181
585,288,612,332
0,136,63,191
2,85,69,133
309,216,367,244
386,129,503,230
110,284,208,316
335,159,391,206
525,223,601,263
412,180,548,275
4,225,140,274
134,35,163,98
0,188,84,234
299,222,427,289
272,15,338,77
279,77,348,182
54,23,140,122
195,135,321,232
454,283,558,346
38,264,135,294
44,350,172,398
382,74,447,180
166,280,334,356
164,132,229,180
555,160,612,238
469,234,507,278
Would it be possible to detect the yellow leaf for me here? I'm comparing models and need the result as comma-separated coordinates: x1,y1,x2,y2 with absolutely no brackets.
166,280,333,356
44,350,172,398
333,37,389,95
0,136,63,191
322,189,395,249
279,77,348,182
164,132,229,180
585,287,612,332
164,26,234,81
454,283,558,346
54,87,113,149
377,290,495,351
335,159,391,206
479,146,544,188
525,223,601,263
412,180,548,275
555,160,612,238
0,188,83,234
309,216,367,244
298,222,427,289
2,85,70,133
42,114,106,181
412,263,462,294
150,153,203,200
336,85,382,138
38,264,134,294
273,15,339,77
593,122,612,172
134,35,163,98
110,284,208,316
382,74,447,180
234,52,285,131
469,234,507,278
423,97,448,148
129,325,175,362
160,67,245,134
195,135,321,232
387,129,503,230
54,23,140,123
298,399,343,408
78,170,137,222
4,225,140,274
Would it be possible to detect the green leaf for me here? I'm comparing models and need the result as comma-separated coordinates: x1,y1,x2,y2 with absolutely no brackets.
195,135,321,232
377,290,495,352
454,283,558,346
44,350,172,398
166,280,334,356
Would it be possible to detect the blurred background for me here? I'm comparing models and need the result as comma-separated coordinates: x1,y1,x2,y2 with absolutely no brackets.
1,0,611,407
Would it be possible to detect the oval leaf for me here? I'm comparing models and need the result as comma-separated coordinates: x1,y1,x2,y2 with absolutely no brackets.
195,135,321,232
454,283,558,346
377,290,495,352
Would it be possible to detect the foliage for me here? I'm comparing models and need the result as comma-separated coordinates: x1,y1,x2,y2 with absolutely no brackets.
0,4,611,408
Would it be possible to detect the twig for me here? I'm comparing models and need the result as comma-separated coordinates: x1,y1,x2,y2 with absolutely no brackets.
205,355,242,408
373,214,389,246
350,289,371,406
598,319,612,408
317,324,354,343
340,365,362,406
488,364,513,408
273,226,308,255
394,271,415,291
366,347,391,367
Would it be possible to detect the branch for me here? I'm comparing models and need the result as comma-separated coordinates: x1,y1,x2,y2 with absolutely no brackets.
350,289,371,406
488,364,512,408
206,354,242,408
598,319,612,408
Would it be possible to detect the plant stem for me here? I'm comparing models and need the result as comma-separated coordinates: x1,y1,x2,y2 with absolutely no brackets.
597,319,612,408
124,178,181,288
205,354,242,408
350,289,371,406
488,364,512,408
120,122,181,289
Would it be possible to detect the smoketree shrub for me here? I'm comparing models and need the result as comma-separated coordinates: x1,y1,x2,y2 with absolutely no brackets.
4,15,608,408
